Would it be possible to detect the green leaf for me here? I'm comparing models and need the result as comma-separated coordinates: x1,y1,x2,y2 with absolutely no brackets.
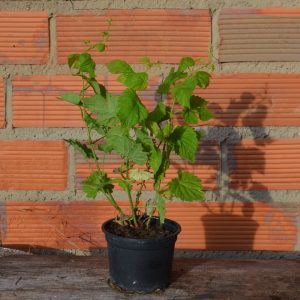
172,77,197,108
130,169,153,181
162,123,174,139
83,173,100,198
190,95,207,109
78,53,96,78
83,113,105,135
60,93,81,105
129,143,148,165
199,106,214,121
87,78,106,97
157,68,187,94
98,143,113,154
158,67,176,94
190,96,214,122
106,129,147,165
196,71,210,89
94,42,105,52
149,146,162,173
183,108,198,124
155,192,165,225
83,171,114,198
98,93,120,126
83,94,106,113
119,72,148,91
112,178,131,191
118,89,148,127
147,102,171,123
65,139,94,159
84,93,119,126
170,126,198,162
148,121,162,139
135,128,153,151
67,54,79,69
168,171,204,201
107,59,133,74
178,57,195,72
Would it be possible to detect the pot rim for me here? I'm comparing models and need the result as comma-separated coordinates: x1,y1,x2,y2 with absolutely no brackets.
101,217,181,243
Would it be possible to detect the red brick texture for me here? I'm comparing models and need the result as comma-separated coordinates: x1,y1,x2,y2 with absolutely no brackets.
12,75,158,127
56,9,211,64
0,78,5,128
0,141,68,190
0,201,297,251
0,12,49,64
13,73,300,127
219,8,300,62
0,7,299,252
228,139,300,190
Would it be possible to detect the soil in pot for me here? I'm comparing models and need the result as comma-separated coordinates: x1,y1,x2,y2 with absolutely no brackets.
106,220,173,239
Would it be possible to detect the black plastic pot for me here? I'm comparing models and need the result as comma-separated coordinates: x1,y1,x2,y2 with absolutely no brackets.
102,218,181,293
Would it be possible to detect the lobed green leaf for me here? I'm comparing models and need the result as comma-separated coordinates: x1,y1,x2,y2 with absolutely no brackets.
169,126,198,162
83,171,114,198
196,71,210,89
183,108,199,124
168,171,204,201
118,89,148,128
107,59,133,74
60,93,81,105
119,71,148,91
171,77,197,108
147,102,171,124
94,42,105,52
178,57,195,72
65,139,94,159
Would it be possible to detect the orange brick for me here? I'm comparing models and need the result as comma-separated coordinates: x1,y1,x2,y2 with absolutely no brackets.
0,78,5,128
56,10,211,64
1,201,297,251
76,142,220,191
228,139,300,190
12,75,158,127
174,73,300,126
14,73,300,128
13,73,300,127
0,12,48,64
219,8,300,62
0,141,67,190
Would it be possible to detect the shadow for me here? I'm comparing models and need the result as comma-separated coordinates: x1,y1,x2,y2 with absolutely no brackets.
202,202,259,250
200,88,273,251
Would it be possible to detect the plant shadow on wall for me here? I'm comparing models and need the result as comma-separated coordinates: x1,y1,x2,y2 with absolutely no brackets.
201,89,273,251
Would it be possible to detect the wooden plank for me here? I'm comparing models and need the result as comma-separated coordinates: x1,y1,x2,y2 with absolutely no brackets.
0,255,299,299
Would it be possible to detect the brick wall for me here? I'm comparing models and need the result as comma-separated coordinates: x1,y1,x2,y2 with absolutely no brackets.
0,1,299,253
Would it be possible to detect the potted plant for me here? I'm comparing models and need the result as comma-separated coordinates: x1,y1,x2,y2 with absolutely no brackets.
60,27,214,293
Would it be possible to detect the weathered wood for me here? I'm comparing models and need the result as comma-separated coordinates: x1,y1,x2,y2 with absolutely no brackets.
0,255,299,300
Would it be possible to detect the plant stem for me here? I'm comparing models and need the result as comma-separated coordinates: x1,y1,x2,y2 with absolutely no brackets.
78,87,124,217
106,192,125,216
86,122,102,173
135,181,145,210
126,185,138,227
125,160,138,227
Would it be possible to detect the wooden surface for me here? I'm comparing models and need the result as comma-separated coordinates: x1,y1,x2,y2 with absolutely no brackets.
0,255,299,300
